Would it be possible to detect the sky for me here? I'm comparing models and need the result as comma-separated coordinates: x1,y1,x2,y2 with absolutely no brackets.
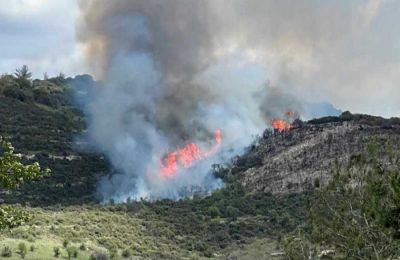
0,0,399,117
0,0,87,78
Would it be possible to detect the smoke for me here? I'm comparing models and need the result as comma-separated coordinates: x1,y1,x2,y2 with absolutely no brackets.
76,0,396,201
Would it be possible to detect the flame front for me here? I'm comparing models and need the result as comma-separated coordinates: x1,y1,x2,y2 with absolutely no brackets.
272,110,294,133
160,129,222,178
272,119,293,133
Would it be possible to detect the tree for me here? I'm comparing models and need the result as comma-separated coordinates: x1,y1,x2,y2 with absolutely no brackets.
0,137,50,229
14,65,32,80
14,65,32,89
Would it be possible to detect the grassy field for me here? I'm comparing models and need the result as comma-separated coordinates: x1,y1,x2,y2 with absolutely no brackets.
0,179,307,259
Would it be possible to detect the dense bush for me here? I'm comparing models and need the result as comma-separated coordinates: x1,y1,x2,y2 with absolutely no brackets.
3,85,32,102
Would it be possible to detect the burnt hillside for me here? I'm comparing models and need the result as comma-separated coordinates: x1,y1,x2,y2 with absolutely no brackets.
232,113,400,194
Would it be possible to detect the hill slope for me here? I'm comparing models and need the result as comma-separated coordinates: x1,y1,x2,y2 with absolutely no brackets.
1,74,399,258
232,114,400,194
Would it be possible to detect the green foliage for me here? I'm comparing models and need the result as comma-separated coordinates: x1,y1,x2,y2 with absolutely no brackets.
63,239,69,248
67,246,78,259
79,243,86,251
121,248,132,258
1,246,12,257
29,245,35,252
14,65,32,81
90,252,109,260
0,205,29,229
0,92,100,206
53,247,61,257
225,206,240,220
207,206,220,218
18,242,27,258
0,137,50,230
0,136,50,189
3,86,32,102
108,247,118,259
14,65,32,90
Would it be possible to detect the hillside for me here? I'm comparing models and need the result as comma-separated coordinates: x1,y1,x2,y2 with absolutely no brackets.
232,114,400,194
1,74,399,259
0,75,306,259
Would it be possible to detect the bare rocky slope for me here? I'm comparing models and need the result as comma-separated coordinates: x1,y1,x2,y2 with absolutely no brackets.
231,113,400,194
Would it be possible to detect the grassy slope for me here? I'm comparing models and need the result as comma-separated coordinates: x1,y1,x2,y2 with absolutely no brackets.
1,191,302,259
0,79,305,259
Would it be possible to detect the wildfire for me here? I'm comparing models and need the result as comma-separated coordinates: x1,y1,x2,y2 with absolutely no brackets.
272,110,294,133
272,119,293,133
160,129,222,178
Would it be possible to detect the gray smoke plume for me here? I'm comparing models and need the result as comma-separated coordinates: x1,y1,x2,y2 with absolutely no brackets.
76,0,392,201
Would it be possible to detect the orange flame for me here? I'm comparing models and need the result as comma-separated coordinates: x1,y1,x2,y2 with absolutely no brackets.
272,119,293,133
272,110,294,133
286,111,294,117
160,129,222,178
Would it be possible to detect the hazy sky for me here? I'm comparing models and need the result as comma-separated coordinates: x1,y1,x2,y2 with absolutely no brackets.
0,0,399,117
0,0,87,78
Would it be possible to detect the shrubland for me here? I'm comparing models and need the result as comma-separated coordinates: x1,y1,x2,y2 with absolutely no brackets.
1,67,399,259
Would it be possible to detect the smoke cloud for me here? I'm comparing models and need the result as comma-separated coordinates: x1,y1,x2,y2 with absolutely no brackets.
76,0,398,201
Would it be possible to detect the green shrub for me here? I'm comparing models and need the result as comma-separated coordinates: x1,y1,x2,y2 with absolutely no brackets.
79,243,86,251
67,246,78,259
90,252,109,260
18,242,27,258
3,86,31,102
53,247,61,258
29,245,35,252
109,247,118,260
1,246,12,257
63,239,69,248
121,248,132,258
226,206,240,220
207,206,220,218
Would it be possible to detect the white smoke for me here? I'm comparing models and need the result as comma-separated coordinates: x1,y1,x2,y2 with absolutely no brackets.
76,0,394,202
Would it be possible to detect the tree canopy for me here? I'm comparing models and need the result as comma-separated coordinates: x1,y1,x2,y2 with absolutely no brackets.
0,136,50,229
14,65,32,81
